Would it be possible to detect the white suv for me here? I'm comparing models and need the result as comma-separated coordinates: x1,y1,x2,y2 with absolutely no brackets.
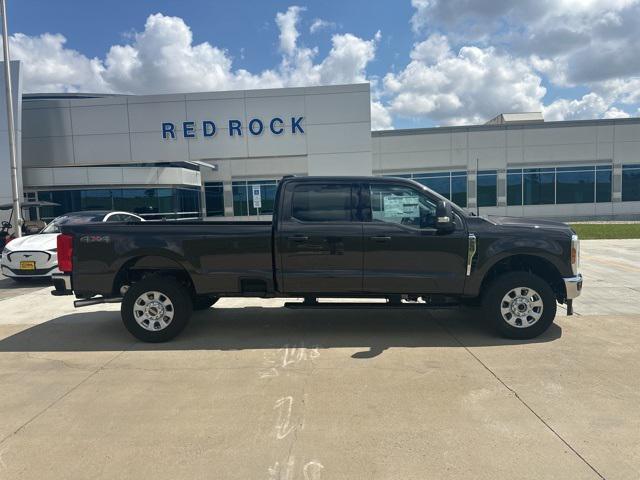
1,211,143,281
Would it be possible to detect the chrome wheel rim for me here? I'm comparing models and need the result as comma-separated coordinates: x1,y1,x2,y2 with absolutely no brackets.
500,287,544,328
133,291,174,332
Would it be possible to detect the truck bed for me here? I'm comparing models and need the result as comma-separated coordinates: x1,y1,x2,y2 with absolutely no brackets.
63,221,275,297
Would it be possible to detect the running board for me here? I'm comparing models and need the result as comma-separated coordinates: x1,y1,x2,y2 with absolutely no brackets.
284,301,458,310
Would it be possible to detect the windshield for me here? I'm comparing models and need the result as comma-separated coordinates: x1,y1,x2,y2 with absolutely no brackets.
41,214,104,234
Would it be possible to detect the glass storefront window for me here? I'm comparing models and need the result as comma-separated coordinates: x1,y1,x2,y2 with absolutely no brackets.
555,166,594,204
596,166,612,203
414,172,450,198
81,189,113,210
232,180,279,216
508,165,614,206
507,169,523,206
205,182,224,217
451,172,468,208
232,183,249,216
113,189,160,216
622,164,640,202
176,188,201,218
477,170,497,207
392,171,467,208
523,168,555,205
157,188,175,216
35,187,200,221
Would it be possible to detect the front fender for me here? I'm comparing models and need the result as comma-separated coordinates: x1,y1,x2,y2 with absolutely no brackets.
464,234,570,296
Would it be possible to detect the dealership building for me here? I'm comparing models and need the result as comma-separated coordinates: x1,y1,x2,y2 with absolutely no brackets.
1,60,639,224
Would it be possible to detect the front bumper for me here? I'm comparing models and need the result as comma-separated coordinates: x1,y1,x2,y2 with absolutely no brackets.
563,274,583,299
51,273,73,296
1,265,58,277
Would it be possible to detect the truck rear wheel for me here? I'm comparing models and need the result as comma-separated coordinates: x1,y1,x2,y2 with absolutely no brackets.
121,276,193,342
482,271,556,339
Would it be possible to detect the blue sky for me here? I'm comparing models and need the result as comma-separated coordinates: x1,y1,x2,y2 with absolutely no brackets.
9,1,413,75
6,0,640,129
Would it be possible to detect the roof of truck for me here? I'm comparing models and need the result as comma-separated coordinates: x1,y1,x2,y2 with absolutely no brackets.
281,175,411,182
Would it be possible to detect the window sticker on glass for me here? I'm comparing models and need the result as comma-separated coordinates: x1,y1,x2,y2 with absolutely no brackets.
383,195,419,218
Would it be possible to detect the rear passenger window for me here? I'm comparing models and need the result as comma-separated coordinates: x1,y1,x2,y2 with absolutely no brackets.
291,184,353,222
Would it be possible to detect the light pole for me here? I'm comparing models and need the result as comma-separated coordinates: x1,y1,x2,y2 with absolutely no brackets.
0,0,21,237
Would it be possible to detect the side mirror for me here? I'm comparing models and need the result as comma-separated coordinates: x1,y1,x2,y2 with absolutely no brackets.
435,200,455,233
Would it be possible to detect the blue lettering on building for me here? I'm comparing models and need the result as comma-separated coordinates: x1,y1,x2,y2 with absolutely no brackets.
291,116,304,134
161,116,304,139
162,122,175,139
229,119,242,136
249,118,264,136
183,121,196,138
203,121,216,137
270,117,284,135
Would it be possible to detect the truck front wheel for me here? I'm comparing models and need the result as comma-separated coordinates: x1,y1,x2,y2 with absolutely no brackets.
482,271,557,339
121,276,193,342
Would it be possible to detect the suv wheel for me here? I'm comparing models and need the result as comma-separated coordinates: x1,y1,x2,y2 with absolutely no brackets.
193,295,219,311
483,271,557,339
121,276,193,342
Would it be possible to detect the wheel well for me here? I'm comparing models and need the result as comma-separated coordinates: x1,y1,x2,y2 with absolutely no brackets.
112,256,195,298
480,255,566,301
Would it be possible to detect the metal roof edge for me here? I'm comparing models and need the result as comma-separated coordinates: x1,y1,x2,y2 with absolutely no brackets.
372,116,640,137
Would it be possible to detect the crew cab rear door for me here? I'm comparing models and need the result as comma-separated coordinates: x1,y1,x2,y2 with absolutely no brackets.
278,181,364,294
362,181,467,294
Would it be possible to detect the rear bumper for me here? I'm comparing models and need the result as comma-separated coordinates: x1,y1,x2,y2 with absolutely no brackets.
51,273,73,296
563,274,583,300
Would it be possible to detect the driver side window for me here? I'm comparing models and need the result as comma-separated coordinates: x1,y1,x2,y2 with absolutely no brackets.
369,184,437,228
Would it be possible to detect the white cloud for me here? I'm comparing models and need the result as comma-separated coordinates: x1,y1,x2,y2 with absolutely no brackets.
275,6,305,56
410,33,450,64
384,36,546,125
604,107,631,119
542,92,632,121
317,32,379,85
410,0,640,86
8,10,380,98
309,18,336,34
371,100,393,130
10,33,107,92
102,13,283,94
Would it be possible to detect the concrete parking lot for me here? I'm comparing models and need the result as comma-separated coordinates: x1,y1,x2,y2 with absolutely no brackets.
0,240,638,479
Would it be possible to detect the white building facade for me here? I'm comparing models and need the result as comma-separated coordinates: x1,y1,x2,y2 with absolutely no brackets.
1,61,639,223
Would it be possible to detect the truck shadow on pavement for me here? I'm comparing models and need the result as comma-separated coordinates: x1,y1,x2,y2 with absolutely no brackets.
0,306,562,355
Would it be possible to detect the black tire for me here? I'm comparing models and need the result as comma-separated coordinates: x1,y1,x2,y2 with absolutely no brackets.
121,276,193,342
193,295,219,311
482,271,557,339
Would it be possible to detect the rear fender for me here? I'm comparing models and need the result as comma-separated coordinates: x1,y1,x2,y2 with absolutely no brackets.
112,252,194,296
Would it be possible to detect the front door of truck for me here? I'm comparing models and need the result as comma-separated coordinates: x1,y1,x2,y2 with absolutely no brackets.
362,182,467,294
278,182,364,294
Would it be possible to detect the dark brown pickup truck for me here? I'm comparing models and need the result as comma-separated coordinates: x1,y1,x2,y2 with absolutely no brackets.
52,175,582,342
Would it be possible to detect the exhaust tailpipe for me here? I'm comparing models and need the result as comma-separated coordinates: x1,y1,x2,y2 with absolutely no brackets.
74,297,122,308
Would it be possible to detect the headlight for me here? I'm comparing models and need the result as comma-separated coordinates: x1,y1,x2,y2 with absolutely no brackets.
571,234,580,275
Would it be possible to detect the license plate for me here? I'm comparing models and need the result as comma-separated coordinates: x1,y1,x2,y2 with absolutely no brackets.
19,261,36,270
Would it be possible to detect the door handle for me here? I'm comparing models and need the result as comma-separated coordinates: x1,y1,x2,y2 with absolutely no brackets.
371,236,391,242
288,235,309,242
